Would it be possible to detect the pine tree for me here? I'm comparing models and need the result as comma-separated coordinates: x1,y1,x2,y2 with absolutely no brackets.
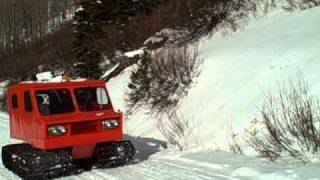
73,0,161,79
73,0,103,79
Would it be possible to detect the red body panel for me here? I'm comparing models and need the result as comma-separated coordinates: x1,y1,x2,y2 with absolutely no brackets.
7,80,123,159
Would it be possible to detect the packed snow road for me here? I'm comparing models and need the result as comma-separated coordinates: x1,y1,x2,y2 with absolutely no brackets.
0,113,320,180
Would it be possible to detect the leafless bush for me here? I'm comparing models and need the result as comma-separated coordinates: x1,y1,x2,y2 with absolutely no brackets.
283,0,320,11
158,110,196,151
181,0,276,41
246,78,320,163
0,94,7,112
227,121,244,154
250,0,276,15
126,45,203,115
0,81,9,112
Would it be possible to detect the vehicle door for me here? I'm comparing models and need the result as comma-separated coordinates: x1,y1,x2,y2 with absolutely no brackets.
22,90,38,145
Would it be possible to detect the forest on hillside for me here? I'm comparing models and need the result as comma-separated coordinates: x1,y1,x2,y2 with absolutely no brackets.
0,0,78,56
0,0,319,81
0,0,241,80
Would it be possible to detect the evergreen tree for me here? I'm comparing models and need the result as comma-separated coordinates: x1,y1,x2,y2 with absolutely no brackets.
73,0,103,79
73,0,160,79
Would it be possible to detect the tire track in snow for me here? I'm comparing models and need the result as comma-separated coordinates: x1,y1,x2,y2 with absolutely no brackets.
132,159,217,180
161,159,239,180
138,162,171,180
59,154,240,180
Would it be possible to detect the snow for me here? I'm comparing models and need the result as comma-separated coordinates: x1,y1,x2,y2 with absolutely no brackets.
143,36,164,45
58,150,320,180
101,63,120,79
124,48,145,58
107,5,320,178
109,6,320,151
0,5,320,180
76,6,84,12
143,28,187,45
178,7,320,150
33,71,87,83
36,71,53,82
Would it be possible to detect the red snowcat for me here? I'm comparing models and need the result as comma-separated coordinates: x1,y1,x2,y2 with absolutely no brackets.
2,80,135,179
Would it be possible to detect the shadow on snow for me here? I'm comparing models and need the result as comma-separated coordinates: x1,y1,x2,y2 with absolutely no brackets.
124,135,167,163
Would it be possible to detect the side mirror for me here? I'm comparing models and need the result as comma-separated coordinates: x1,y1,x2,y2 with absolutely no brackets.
96,87,108,105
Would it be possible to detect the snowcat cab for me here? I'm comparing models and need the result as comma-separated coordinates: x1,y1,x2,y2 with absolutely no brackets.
2,80,135,179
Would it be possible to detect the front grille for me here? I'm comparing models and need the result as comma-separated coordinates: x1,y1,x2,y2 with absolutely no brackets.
71,121,100,135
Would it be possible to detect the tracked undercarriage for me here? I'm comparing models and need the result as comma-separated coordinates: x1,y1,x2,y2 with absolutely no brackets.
2,141,135,180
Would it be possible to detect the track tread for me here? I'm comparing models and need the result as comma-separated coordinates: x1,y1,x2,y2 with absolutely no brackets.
94,141,136,168
2,143,76,180
1,141,135,179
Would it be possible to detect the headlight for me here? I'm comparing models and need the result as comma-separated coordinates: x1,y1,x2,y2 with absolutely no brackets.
48,125,67,136
102,119,119,129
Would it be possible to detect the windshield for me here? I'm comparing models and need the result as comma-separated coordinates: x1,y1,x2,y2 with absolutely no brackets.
74,87,109,111
35,89,74,116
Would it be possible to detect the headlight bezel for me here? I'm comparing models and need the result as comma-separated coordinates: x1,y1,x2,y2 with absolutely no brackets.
48,125,67,137
102,119,119,129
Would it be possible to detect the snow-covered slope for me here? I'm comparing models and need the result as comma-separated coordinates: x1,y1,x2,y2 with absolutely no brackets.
108,6,320,150
0,5,320,180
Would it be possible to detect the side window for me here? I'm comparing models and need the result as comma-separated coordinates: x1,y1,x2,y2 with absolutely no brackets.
11,94,18,109
24,91,33,112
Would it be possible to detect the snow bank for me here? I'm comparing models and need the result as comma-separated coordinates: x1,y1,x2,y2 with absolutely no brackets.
108,6,320,151
180,7,320,150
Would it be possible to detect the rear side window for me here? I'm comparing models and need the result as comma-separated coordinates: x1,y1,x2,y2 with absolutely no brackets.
24,91,33,112
11,94,18,109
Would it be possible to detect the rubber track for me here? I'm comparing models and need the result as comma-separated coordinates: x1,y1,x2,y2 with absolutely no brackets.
2,143,76,180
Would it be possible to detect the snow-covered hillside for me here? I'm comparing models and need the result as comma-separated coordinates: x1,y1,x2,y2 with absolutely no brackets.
108,6,320,151
0,5,320,180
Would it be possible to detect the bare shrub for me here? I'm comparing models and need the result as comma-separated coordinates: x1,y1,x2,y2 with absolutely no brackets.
283,0,320,11
246,78,320,163
180,0,275,40
0,81,9,112
126,45,203,115
0,94,7,112
158,110,196,151
251,0,276,15
99,0,236,53
227,121,244,154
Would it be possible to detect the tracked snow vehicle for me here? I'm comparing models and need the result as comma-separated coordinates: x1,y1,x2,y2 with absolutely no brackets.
2,80,135,179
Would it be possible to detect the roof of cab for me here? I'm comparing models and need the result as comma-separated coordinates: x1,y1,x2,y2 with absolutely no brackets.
8,80,107,89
